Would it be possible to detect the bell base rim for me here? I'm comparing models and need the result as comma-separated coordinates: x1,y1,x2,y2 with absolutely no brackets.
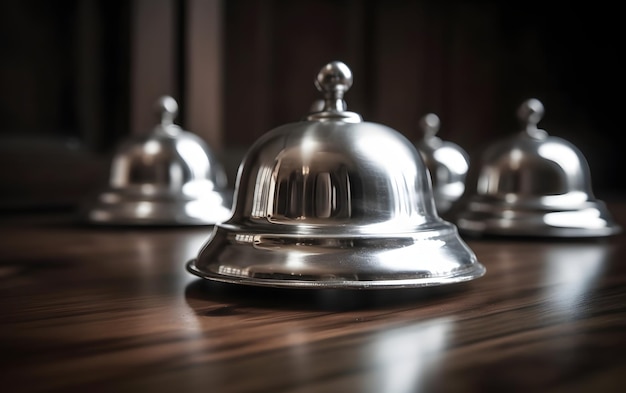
187,224,486,289
453,199,621,238
186,258,486,289
84,194,233,226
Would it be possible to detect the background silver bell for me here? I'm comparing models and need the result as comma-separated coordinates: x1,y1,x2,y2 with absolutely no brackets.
84,96,233,226
416,113,469,215
187,61,485,289
450,98,621,237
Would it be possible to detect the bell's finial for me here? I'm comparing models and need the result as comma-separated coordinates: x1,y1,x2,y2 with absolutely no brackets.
156,95,178,126
307,61,362,123
517,98,547,139
315,61,353,106
419,113,441,141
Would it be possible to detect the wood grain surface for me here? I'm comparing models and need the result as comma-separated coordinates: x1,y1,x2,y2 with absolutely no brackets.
1,204,625,393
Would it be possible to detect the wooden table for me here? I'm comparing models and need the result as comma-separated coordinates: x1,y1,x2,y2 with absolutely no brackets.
1,203,626,393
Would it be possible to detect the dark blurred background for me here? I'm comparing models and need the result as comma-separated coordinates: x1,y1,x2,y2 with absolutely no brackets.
1,0,624,211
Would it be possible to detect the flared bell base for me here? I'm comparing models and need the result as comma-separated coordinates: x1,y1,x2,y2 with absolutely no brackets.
453,197,621,238
187,221,485,289
84,189,233,226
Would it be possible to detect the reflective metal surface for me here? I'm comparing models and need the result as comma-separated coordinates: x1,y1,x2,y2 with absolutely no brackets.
416,113,469,215
84,96,233,226
188,61,485,289
449,98,621,237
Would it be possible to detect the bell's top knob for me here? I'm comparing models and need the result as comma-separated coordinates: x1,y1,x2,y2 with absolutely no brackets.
156,95,179,126
315,61,353,97
517,98,547,139
419,113,441,141
308,61,361,123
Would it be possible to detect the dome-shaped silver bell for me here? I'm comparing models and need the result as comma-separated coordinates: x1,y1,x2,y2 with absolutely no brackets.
416,113,469,215
84,96,233,226
187,61,485,289
450,98,621,237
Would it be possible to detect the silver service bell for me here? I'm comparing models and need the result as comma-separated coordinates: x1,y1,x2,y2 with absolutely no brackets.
416,113,469,215
83,96,233,226
187,61,485,289
449,98,621,237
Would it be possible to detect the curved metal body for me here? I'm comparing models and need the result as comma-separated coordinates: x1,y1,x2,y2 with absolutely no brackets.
188,62,485,289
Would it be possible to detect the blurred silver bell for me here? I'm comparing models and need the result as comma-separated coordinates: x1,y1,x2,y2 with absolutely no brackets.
416,113,469,215
450,98,621,237
187,61,485,289
84,96,232,226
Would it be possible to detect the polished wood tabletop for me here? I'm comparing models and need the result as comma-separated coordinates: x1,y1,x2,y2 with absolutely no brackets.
1,202,626,393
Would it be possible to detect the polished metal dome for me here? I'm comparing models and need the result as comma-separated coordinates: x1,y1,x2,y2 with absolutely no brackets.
416,113,469,215
84,96,232,225
450,98,621,237
187,61,485,289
